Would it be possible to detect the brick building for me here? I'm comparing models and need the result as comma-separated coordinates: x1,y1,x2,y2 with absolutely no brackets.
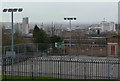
63,35,119,57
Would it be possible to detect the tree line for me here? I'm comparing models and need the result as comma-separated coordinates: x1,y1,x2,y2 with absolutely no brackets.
33,25,62,44
2,25,62,46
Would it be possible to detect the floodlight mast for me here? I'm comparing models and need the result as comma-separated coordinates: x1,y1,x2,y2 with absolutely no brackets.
64,17,76,58
3,8,23,53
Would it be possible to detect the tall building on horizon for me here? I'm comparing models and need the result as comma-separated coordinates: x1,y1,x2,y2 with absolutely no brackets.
109,22,116,31
14,17,29,36
100,21,116,32
22,17,29,35
14,23,22,34
88,20,116,34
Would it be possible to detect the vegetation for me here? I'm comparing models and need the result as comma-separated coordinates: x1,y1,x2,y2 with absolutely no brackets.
33,25,50,43
49,35,63,54
50,35,62,43
2,28,27,46
33,25,50,51
2,76,119,81
2,24,63,46
32,25,63,52
2,32,11,46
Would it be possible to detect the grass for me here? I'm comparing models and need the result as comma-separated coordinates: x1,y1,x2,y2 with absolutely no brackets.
1,75,119,81
2,75,56,79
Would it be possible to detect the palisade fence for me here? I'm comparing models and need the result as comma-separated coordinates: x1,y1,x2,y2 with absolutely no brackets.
2,43,109,57
2,43,120,80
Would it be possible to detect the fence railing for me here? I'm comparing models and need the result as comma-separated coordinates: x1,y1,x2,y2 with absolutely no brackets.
2,43,120,80
2,43,115,57
2,56,120,80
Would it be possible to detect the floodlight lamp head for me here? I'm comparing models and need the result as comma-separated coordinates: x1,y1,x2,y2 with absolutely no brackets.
8,9,13,12
3,9,7,12
13,8,18,12
74,18,76,20
70,18,73,20
67,18,70,20
64,18,67,20
18,8,23,12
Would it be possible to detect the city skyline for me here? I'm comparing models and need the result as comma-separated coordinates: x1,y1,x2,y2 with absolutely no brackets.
1,2,118,24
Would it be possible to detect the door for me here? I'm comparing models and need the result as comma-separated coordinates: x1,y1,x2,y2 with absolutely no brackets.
111,45,115,55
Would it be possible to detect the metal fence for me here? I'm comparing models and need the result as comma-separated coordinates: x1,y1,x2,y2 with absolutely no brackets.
2,56,120,80
2,43,113,57
2,43,120,80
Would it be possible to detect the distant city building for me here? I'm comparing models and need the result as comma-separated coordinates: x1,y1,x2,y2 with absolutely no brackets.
100,21,116,32
22,17,29,35
88,20,116,34
14,17,29,35
109,22,116,31
14,23,22,34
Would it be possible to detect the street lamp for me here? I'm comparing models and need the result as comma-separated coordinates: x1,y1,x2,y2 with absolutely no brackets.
3,8,23,54
64,17,76,57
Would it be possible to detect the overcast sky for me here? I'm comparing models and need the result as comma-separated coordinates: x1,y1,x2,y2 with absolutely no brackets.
1,2,118,24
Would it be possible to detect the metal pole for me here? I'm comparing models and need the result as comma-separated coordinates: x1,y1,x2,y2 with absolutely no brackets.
11,11,14,52
69,20,71,57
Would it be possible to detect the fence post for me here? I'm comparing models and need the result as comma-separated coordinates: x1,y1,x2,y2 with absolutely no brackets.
107,58,110,79
2,58,5,79
118,54,120,81
37,43,38,52
18,57,19,76
4,46,6,56
11,57,14,79
18,45,19,54
59,55,62,79
5,58,6,80
24,44,26,54
106,44,108,57
77,44,78,56
84,60,86,80
58,59,59,79
31,58,33,80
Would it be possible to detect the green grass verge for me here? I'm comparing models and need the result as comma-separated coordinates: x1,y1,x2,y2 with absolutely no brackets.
2,75,56,79
1,75,119,81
